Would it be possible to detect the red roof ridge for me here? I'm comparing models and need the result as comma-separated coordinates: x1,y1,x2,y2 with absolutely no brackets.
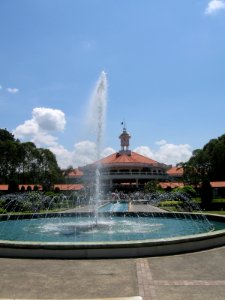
93,150,165,166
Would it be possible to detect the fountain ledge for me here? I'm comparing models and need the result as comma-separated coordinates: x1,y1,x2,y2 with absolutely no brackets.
0,213,225,259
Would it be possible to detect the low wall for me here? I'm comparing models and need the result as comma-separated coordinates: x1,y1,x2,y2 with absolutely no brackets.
0,213,225,259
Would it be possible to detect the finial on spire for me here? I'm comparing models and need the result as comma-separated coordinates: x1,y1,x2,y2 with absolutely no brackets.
121,120,126,132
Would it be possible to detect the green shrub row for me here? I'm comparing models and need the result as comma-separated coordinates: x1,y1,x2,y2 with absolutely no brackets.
158,200,183,207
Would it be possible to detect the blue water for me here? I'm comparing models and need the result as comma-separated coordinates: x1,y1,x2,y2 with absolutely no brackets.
99,202,128,212
0,215,223,243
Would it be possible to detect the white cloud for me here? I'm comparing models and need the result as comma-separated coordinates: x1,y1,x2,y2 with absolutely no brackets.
134,146,154,159
49,141,95,170
205,0,225,14
134,140,192,166
32,131,58,147
49,144,74,169
7,88,19,94
13,107,66,147
32,107,66,131
14,119,39,138
155,139,167,146
101,147,115,158
72,140,97,165
49,141,116,169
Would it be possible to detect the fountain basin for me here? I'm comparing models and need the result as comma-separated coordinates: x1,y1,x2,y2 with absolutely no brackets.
1,212,225,258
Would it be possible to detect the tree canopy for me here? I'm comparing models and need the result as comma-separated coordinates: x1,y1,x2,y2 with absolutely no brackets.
0,128,62,186
179,134,225,184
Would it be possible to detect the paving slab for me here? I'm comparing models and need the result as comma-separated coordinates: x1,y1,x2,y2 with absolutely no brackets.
143,246,225,299
148,246,225,280
154,285,225,300
0,298,141,300
1,246,225,300
0,259,138,299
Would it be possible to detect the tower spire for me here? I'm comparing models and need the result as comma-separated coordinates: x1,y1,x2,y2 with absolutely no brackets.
119,123,131,152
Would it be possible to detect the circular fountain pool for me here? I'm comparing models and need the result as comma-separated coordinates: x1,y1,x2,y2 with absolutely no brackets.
1,212,225,258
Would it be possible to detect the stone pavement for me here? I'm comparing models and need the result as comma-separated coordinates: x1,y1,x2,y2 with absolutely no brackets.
64,203,167,213
129,204,166,213
1,246,225,300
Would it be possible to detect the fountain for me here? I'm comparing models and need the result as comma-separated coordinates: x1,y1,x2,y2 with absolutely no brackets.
1,72,225,258
87,71,107,223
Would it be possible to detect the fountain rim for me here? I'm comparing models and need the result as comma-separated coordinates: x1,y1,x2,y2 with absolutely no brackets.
1,212,225,258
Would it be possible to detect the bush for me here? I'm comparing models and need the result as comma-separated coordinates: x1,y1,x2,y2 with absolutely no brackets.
33,185,39,191
54,187,60,193
144,181,163,193
26,186,32,192
20,199,33,211
20,186,25,192
212,198,225,203
174,185,196,197
8,180,19,193
159,200,183,207
0,207,6,214
200,180,213,209
45,191,57,197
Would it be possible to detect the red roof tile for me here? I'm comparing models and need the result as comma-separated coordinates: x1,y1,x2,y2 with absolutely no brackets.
97,151,162,166
159,182,184,189
54,184,84,191
210,182,225,188
0,184,84,191
66,169,83,177
0,184,42,191
167,167,183,176
0,184,8,191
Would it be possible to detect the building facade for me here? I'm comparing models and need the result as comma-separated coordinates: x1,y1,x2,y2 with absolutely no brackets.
81,126,170,191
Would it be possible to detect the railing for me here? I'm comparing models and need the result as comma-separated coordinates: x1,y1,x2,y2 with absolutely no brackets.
100,171,167,176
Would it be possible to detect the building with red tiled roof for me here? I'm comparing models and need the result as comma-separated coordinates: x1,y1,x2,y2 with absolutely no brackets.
166,166,184,180
159,182,184,190
0,184,84,192
64,168,84,183
81,126,170,191
54,184,84,191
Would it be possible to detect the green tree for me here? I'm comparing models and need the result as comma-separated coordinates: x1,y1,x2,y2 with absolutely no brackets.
174,185,196,197
0,128,16,142
0,128,62,186
17,142,39,183
183,134,225,184
144,181,162,193
8,180,19,193
181,149,211,186
37,148,62,190
203,135,225,181
200,180,213,209
0,140,23,182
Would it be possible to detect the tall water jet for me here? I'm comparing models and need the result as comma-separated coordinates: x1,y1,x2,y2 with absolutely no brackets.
88,71,108,223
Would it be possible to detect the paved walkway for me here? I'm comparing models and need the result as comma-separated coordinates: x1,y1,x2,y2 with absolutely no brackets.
1,246,225,299
129,203,166,213
63,203,166,213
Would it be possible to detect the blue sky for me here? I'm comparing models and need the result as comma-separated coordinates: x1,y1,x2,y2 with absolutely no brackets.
0,0,225,168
